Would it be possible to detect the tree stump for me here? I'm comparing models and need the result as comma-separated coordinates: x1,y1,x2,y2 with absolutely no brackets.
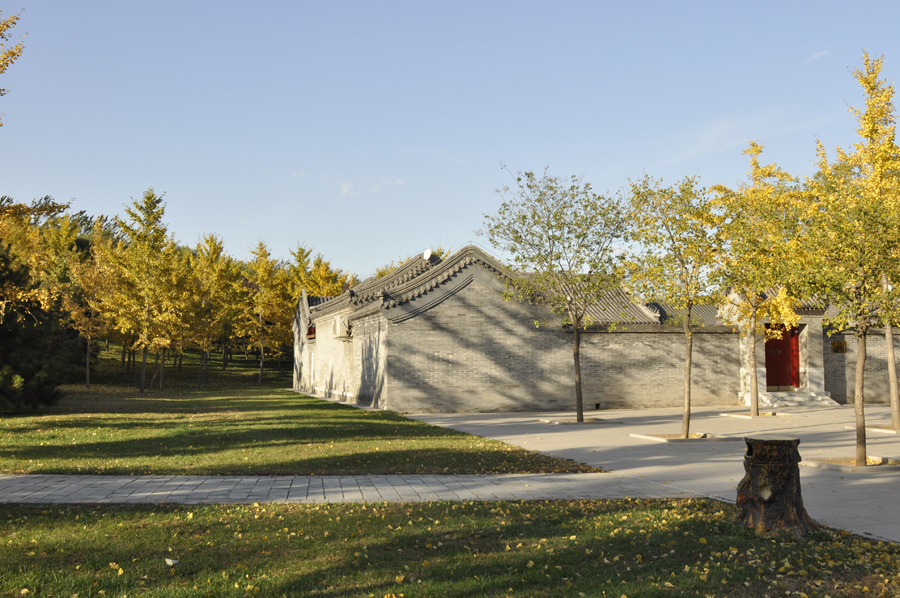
736,435,817,538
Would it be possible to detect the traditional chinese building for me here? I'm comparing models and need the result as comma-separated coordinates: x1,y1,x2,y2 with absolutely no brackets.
293,246,895,412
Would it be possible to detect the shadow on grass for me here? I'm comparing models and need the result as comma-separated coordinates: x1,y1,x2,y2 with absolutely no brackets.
1,390,595,474
3,499,890,598
0,444,594,475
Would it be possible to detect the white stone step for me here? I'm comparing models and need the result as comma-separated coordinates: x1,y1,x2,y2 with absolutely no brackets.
739,391,839,408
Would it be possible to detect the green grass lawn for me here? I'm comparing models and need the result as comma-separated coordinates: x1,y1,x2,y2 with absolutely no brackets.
80,343,295,393
1,342,594,475
2,498,897,598
0,385,595,476
4,347,897,598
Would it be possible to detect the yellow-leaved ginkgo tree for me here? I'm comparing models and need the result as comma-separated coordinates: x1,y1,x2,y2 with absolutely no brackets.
625,175,721,438
243,241,293,386
804,53,900,463
65,221,115,389
288,243,357,300
101,189,180,393
712,142,804,417
0,10,24,127
188,234,243,387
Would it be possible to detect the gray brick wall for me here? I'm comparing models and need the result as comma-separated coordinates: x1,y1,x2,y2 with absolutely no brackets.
349,314,387,407
299,310,356,400
296,311,389,407
824,329,900,404
382,277,742,413
579,331,740,409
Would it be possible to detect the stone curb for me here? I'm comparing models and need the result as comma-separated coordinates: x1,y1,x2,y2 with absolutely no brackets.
801,459,900,474
629,433,744,443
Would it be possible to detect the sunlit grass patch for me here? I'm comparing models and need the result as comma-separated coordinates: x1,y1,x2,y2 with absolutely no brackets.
0,387,596,476
1,498,897,597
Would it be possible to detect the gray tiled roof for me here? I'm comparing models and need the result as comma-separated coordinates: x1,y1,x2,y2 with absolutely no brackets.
307,295,337,308
302,246,710,327
646,302,721,326
579,288,660,325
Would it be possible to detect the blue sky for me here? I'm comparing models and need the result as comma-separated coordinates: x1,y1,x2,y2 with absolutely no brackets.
2,1,900,277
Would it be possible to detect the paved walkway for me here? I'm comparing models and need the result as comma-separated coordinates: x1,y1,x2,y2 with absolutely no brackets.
0,472,691,505
409,404,900,544
1,400,898,545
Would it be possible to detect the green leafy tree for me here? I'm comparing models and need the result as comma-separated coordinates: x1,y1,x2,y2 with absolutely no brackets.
626,175,721,437
712,142,804,417
0,242,79,410
0,197,68,322
483,167,626,422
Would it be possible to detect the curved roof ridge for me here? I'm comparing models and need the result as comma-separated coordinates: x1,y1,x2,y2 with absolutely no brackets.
379,245,510,309
350,251,443,304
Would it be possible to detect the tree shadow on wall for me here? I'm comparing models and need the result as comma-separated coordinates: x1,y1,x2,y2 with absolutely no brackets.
357,284,741,412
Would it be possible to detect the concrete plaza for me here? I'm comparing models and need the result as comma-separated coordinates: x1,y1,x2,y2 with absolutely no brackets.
409,403,900,544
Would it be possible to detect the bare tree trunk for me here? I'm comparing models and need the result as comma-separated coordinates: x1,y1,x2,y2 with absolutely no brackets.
573,324,584,422
855,329,868,466
139,345,148,393
885,274,900,431
681,303,694,438
149,351,160,389
886,323,900,431
140,302,150,392
258,311,265,385
121,343,126,372
749,310,760,417
258,345,265,385
85,335,91,389
159,350,165,391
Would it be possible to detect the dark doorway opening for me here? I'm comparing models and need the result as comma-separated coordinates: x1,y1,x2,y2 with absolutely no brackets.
765,325,800,389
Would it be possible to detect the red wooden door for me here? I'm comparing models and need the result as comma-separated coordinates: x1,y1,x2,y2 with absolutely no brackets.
765,327,799,387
